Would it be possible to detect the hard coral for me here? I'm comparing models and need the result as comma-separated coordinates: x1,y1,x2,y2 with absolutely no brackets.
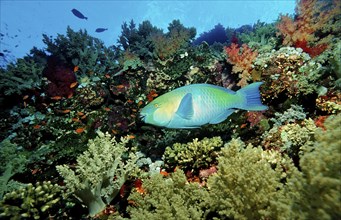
0,181,62,219
224,43,258,87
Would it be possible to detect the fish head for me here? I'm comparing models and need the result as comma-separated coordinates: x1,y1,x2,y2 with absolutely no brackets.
140,96,175,127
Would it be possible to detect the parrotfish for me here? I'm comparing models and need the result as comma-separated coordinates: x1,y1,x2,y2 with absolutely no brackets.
95,28,108,33
71,9,88,20
140,82,268,128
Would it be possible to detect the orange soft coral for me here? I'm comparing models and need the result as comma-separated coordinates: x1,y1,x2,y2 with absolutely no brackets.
277,0,340,57
224,43,258,87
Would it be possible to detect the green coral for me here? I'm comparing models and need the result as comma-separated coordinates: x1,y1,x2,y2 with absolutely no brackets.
238,20,277,52
300,113,341,219
163,136,223,170
56,131,139,217
206,138,305,220
0,58,43,96
126,169,209,220
0,181,62,219
262,117,318,159
279,118,317,156
270,104,306,126
43,26,116,76
0,139,29,199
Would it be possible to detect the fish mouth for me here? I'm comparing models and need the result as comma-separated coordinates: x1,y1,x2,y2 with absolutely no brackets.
139,113,146,122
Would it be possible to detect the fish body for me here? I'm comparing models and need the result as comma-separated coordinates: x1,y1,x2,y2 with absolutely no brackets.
71,9,88,20
95,28,108,33
140,82,268,128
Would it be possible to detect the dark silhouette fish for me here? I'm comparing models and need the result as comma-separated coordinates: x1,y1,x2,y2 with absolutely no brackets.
95,28,108,33
71,9,87,20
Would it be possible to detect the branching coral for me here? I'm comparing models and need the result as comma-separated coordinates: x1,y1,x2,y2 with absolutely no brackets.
277,0,340,57
0,181,62,219
224,43,258,87
56,131,139,217
163,136,223,170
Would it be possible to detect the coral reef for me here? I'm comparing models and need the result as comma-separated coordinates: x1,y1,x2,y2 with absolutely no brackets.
0,2,340,218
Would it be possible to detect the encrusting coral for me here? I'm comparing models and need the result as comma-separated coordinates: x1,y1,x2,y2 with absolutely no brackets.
56,131,139,217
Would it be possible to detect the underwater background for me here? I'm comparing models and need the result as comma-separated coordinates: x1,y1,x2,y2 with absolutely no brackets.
0,0,340,219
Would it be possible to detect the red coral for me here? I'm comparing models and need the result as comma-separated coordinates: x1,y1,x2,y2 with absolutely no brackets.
294,40,328,58
224,43,258,87
277,0,340,57
43,57,77,98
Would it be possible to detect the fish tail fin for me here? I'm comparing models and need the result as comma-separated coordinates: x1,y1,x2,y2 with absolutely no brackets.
237,82,268,111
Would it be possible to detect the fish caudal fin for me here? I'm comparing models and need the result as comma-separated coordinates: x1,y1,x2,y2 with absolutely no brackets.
237,82,268,111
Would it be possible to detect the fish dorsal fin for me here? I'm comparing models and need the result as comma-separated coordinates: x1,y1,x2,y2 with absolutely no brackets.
176,93,193,120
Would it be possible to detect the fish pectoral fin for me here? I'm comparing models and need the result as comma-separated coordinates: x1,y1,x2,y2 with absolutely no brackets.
209,109,235,124
176,93,194,120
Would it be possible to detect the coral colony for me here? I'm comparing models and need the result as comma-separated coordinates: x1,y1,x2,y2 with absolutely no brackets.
0,0,340,219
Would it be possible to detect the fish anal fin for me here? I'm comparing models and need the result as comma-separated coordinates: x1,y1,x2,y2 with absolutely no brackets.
209,109,235,124
176,93,193,120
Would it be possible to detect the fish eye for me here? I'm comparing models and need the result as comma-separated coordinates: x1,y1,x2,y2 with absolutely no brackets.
154,103,159,108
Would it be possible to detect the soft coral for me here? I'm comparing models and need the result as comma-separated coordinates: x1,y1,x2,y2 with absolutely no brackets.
277,0,340,57
224,43,258,87
43,56,77,98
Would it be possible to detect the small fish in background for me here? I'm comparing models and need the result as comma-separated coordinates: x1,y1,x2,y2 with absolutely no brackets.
95,28,108,33
71,8,88,20
140,82,268,129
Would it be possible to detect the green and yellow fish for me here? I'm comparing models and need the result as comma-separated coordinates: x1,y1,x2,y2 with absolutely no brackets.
140,82,268,128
